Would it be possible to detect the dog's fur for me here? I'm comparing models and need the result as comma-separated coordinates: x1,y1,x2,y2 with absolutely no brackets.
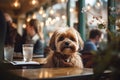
43,27,84,68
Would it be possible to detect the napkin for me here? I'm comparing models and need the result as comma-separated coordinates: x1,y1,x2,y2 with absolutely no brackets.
11,61,40,65
33,54,44,58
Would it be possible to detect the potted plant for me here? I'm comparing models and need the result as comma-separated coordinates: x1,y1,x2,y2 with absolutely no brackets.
93,30,120,80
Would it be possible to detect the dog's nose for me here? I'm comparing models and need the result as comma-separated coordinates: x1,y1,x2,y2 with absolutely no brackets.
65,42,69,46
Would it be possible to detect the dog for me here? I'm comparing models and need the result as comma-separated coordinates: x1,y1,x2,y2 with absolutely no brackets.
43,27,84,68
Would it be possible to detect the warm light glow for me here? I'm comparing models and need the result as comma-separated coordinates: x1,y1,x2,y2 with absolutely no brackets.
95,0,102,9
38,71,52,78
61,0,66,3
40,22,44,27
70,8,74,12
39,7,44,15
30,0,39,6
23,24,26,29
26,18,31,22
42,13,46,18
96,1,101,7
87,4,91,11
32,13,36,19
12,0,21,8
62,15,66,20
55,16,60,21
50,9,54,15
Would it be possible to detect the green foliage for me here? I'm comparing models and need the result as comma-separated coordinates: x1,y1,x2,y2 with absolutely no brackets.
98,23,106,29
93,31,120,80
109,15,116,25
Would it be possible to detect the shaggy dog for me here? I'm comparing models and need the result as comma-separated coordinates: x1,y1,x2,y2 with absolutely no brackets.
43,27,84,68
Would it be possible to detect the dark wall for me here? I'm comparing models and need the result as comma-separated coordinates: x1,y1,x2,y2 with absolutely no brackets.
0,10,6,60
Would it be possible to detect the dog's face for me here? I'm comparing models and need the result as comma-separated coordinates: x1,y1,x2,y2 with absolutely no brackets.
49,27,83,56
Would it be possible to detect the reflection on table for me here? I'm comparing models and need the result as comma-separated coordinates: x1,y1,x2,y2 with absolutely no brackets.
10,68,92,80
10,68,111,80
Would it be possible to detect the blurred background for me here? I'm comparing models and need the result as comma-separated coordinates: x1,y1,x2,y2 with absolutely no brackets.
0,0,120,45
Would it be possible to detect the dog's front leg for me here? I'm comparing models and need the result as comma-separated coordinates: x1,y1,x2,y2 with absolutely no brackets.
52,52,62,67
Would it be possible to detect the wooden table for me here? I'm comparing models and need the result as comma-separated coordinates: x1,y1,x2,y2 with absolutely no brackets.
9,68,111,80
1,53,111,80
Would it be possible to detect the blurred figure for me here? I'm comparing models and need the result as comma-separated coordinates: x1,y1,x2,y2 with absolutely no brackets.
26,19,44,55
4,13,17,47
4,13,26,54
81,29,102,53
80,29,103,68
14,28,27,53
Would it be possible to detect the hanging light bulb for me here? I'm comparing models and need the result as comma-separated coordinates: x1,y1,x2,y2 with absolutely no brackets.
12,0,21,9
70,8,74,12
26,17,31,22
30,0,39,6
96,0,101,7
32,13,36,19
87,4,91,11
95,0,102,9
61,0,65,3
39,7,44,15
50,7,54,15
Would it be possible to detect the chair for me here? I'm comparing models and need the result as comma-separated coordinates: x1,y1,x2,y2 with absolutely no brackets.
80,52,94,68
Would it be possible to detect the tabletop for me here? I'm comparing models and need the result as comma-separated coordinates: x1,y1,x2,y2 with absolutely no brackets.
10,68,93,80
9,67,111,80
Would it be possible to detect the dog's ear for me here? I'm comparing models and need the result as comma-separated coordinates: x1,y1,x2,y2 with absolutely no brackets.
75,29,84,51
49,31,57,51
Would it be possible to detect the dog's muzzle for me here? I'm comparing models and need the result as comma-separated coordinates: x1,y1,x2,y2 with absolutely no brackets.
64,42,70,47
60,42,76,52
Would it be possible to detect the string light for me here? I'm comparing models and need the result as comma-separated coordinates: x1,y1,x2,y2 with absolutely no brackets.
87,4,91,11
50,8,54,15
22,24,26,29
82,0,106,29
12,0,21,9
39,7,44,15
32,13,36,19
70,8,74,12
95,0,102,9
30,0,39,6
61,0,66,3
96,0,101,7
42,13,47,18
26,18,31,22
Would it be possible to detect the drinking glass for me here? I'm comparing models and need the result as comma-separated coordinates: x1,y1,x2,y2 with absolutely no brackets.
22,44,33,62
4,46,14,61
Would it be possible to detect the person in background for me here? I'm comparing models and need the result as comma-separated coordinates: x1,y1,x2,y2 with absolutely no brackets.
80,29,103,68
81,29,103,53
14,28,27,53
4,13,17,47
26,19,44,55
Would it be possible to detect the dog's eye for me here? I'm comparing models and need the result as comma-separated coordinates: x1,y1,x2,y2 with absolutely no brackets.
70,37,76,41
58,36,64,41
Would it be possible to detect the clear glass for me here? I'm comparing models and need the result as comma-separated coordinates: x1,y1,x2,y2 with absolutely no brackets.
22,44,33,62
4,46,14,61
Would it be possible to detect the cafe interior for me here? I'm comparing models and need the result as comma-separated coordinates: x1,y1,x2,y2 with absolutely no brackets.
0,0,120,80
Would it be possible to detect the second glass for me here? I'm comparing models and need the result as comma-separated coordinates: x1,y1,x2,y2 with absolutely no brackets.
22,44,33,62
